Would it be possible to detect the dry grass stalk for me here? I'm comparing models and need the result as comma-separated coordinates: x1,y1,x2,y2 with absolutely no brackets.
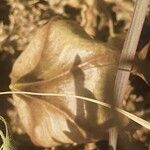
109,0,150,150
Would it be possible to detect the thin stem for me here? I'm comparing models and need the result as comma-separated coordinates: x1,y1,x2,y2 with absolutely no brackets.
0,145,4,150
0,116,8,138
0,90,150,130
0,91,110,108
0,130,5,142
0,128,5,150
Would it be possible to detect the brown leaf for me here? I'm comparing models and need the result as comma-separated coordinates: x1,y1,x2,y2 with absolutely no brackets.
10,17,119,147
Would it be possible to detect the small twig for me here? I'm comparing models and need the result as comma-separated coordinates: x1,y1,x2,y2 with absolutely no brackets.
109,0,150,149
